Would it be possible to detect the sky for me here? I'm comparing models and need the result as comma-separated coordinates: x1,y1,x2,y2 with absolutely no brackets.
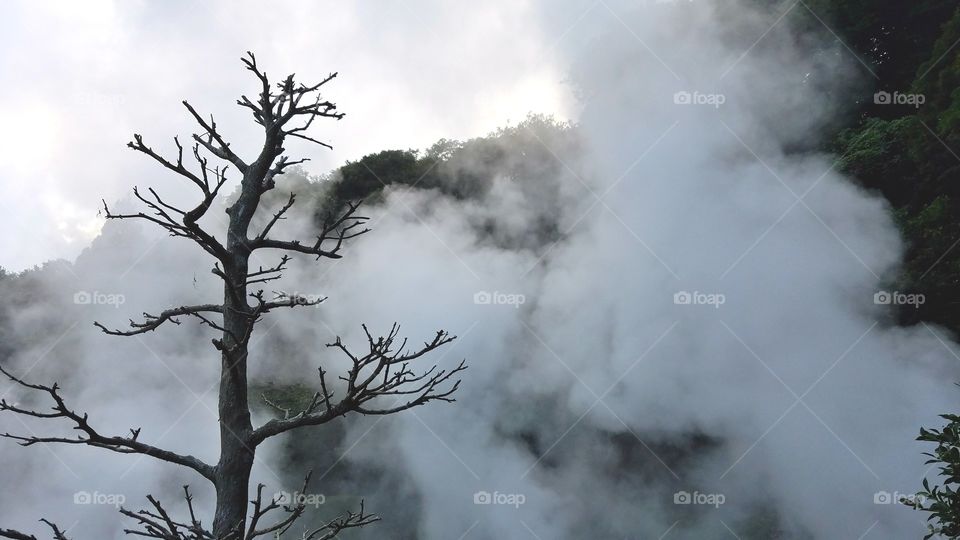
0,0,575,272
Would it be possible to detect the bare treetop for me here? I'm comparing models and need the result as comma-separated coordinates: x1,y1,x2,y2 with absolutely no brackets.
0,51,466,540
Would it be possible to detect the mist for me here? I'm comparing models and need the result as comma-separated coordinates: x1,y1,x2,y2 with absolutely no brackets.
1,1,958,539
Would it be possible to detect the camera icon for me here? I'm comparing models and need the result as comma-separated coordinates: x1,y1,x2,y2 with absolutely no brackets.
473,291,492,305
874,291,892,305
74,491,92,505
674,291,692,305
873,491,892,504
273,491,291,504
874,91,891,105
73,291,92,305
673,491,691,504
473,491,492,505
673,91,692,105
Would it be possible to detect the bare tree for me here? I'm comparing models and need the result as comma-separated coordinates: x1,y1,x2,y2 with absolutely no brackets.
0,52,466,539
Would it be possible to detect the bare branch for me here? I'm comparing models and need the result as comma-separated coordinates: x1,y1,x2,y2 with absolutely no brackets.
245,472,379,540
93,304,223,336
38,522,69,540
250,325,464,444
238,52,274,127
245,255,292,286
251,200,370,260
254,195,297,244
115,474,378,540
246,473,309,539
120,489,214,540
102,164,230,263
0,520,72,540
285,132,333,150
0,529,37,540
0,365,215,481
304,499,379,540
182,101,248,172
127,134,206,191
262,160,307,193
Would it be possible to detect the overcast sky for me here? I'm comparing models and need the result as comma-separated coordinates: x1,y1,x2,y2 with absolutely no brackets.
0,0,576,271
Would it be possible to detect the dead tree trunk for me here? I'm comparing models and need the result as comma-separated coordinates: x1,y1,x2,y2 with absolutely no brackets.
0,52,466,540
212,232,254,538
208,145,266,536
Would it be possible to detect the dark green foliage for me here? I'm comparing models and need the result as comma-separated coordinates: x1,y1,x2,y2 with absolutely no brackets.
798,0,957,112
911,412,960,539
913,8,960,135
299,114,579,252
251,383,422,539
807,3,960,536
834,116,919,206
251,382,320,416
322,114,575,205
333,149,424,203
824,5,960,333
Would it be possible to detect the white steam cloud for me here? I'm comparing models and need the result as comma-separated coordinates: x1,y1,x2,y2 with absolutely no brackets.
1,1,957,539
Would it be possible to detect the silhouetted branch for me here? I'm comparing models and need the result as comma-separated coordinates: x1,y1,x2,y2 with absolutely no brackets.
0,519,70,540
120,487,214,540
93,304,224,336
246,472,379,540
254,195,297,243
0,365,215,481
182,102,248,172
0,529,35,540
115,475,377,540
104,133,231,262
251,200,370,260
245,255,292,286
245,473,310,539
250,324,464,444
302,500,379,540
237,51,343,135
